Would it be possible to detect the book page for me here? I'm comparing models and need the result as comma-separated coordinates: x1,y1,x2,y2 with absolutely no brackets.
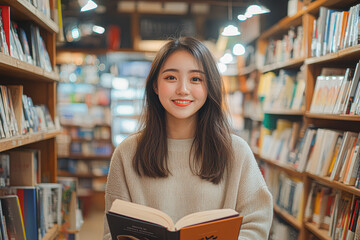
109,199,175,230
175,208,239,230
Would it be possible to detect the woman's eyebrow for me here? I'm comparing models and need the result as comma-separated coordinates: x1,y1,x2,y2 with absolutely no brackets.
161,69,205,74
161,68,179,73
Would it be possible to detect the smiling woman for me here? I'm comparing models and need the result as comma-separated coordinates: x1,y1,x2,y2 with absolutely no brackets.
104,37,273,240
155,50,208,138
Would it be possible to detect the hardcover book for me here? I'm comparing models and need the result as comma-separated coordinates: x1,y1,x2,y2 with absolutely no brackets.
107,199,243,240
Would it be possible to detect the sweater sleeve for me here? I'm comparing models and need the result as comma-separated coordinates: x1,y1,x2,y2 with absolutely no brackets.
103,146,132,240
234,139,273,239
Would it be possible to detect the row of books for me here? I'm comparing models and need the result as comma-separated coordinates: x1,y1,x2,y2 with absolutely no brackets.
311,4,360,58
260,117,360,185
264,26,304,65
0,184,61,240
58,158,110,176
261,162,303,220
77,177,107,193
295,128,360,185
25,0,51,19
58,103,111,127
0,85,55,139
260,119,301,163
310,63,360,115
305,183,360,240
64,125,111,141
67,141,113,157
0,6,52,71
59,63,100,85
259,70,306,112
269,215,299,240
57,82,111,107
274,173,304,219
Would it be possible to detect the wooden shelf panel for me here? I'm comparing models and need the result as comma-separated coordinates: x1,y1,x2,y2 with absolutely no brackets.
57,170,107,179
304,222,331,240
71,138,112,143
273,204,302,230
0,53,59,82
261,57,305,73
238,65,257,76
307,173,360,197
264,109,305,116
58,155,112,160
42,225,59,240
0,0,58,33
0,130,61,152
305,45,360,65
258,156,304,179
60,123,111,128
306,112,360,121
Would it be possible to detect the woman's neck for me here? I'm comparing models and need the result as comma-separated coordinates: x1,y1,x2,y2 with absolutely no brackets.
166,114,197,139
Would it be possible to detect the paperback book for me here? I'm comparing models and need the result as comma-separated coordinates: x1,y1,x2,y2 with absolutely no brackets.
107,199,243,240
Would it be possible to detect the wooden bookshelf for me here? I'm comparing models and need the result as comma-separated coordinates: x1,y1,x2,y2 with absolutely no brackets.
274,204,302,230
0,0,59,33
264,109,305,116
307,173,360,197
250,1,360,239
0,0,62,237
0,130,61,152
305,45,360,65
306,112,360,121
259,156,304,179
304,222,331,240
0,53,60,82
261,57,306,73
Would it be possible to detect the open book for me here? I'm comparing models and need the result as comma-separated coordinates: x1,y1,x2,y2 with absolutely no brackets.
107,199,243,240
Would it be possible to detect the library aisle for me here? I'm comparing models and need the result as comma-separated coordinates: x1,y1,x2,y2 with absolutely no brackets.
79,209,104,239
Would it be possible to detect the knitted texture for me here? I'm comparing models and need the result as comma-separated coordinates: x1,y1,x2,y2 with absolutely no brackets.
103,134,273,240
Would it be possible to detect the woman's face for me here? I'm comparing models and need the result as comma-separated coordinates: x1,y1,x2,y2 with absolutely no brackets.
155,50,208,124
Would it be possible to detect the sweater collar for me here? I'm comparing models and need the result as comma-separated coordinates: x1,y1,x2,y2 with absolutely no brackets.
167,138,194,152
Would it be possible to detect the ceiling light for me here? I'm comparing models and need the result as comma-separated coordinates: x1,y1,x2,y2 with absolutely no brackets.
222,25,241,36
246,4,270,15
220,52,234,64
233,44,245,56
237,14,247,21
221,0,241,36
93,25,105,34
81,0,98,12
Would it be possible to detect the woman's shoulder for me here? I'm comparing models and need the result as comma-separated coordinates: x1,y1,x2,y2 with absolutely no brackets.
230,134,250,149
114,132,140,155
230,134,254,157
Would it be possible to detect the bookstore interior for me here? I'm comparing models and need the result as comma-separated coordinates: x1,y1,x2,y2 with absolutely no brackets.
0,0,360,239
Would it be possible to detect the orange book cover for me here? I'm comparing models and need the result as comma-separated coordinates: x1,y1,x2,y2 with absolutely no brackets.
179,216,242,240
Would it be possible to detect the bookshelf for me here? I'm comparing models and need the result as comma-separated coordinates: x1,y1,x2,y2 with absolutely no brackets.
246,0,360,239
0,0,62,238
56,59,113,215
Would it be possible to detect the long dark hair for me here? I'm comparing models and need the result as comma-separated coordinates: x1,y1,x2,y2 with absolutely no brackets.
133,37,233,184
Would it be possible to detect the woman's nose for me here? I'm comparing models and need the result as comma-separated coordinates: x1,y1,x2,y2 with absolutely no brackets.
176,79,190,95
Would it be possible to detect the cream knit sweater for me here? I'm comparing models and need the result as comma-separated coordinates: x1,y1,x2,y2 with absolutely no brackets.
103,134,273,240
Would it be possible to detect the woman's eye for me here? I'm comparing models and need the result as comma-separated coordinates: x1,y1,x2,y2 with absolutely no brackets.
192,77,202,82
165,76,176,80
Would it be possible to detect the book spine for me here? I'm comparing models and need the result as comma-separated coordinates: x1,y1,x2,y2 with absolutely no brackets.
166,230,179,240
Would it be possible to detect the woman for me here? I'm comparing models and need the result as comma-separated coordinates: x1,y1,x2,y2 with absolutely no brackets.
104,37,272,239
